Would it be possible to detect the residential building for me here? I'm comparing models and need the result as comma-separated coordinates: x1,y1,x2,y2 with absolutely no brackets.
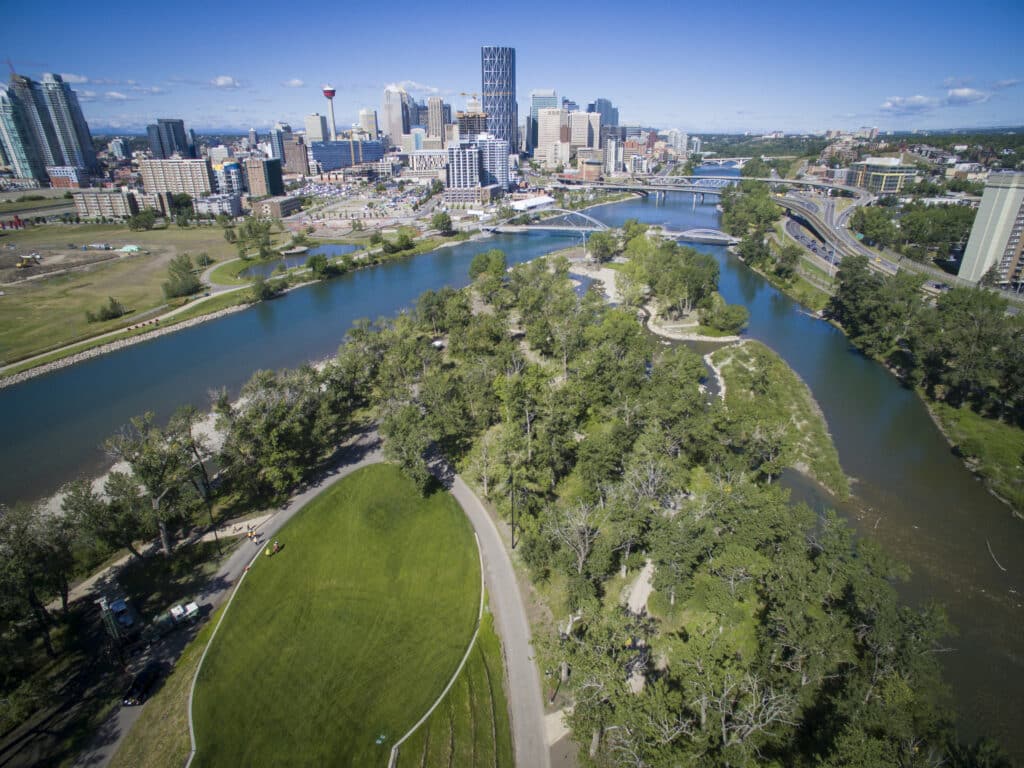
213,160,244,194
569,111,600,150
527,89,558,155
587,98,619,129
73,189,139,219
108,137,131,161
40,73,97,171
848,156,917,194
6,74,62,168
195,193,242,218
958,172,1024,286
477,134,510,190
481,46,517,152
46,165,88,188
308,139,386,172
665,129,688,154
443,185,498,205
252,195,302,219
410,150,447,171
305,113,329,144
147,118,194,159
140,158,214,197
244,157,284,197
447,144,480,189
358,109,378,139
604,138,622,175
0,83,49,182
248,127,258,148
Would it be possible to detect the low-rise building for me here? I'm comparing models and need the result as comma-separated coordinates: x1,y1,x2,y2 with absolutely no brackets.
252,195,302,219
47,166,88,188
443,184,499,206
848,156,917,194
73,189,139,219
195,193,242,218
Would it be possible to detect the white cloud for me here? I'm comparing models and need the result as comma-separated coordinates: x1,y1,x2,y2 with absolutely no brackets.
880,94,938,114
130,85,167,95
942,76,971,88
993,78,1020,90
386,80,441,95
78,90,97,102
282,78,304,88
60,73,89,84
945,87,989,106
104,91,129,101
210,75,241,89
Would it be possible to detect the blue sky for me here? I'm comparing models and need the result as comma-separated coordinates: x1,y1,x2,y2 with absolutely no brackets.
5,0,1022,135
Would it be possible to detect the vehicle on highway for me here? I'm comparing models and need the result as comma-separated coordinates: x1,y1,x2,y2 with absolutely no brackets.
123,660,162,706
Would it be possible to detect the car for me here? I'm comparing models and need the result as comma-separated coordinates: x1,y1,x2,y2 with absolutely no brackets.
123,661,162,706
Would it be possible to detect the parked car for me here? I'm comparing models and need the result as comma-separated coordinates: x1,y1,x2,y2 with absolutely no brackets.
123,661,162,706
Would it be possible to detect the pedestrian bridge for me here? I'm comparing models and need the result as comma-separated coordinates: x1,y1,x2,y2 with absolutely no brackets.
486,208,610,234
661,228,740,245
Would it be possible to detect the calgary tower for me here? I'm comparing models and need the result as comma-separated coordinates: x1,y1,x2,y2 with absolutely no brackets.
322,84,337,141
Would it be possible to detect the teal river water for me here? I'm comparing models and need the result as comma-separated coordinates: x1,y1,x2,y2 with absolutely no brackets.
1,173,1021,756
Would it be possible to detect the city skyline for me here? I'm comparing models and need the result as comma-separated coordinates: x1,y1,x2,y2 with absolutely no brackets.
3,0,1022,135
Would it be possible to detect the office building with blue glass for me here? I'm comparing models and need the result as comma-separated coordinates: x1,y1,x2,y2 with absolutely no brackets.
309,139,386,172
481,46,517,153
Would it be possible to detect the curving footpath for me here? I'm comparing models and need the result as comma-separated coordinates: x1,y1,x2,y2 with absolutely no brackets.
445,472,551,768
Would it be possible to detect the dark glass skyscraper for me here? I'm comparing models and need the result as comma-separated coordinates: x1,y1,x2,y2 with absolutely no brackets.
147,118,194,159
587,98,619,129
481,46,517,153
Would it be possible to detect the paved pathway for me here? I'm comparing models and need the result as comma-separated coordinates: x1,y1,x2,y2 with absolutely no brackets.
445,472,551,768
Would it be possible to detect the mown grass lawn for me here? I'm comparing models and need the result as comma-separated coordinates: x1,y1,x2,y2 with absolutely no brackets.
395,608,512,768
192,464,481,768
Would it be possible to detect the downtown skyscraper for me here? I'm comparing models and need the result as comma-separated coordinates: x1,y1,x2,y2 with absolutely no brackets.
481,46,517,153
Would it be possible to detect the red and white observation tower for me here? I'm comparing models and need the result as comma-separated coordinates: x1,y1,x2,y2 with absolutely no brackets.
322,85,337,141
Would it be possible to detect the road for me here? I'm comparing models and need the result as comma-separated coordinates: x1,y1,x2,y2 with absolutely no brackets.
73,431,549,768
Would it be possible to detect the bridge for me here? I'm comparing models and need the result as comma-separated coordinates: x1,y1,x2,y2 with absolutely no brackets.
484,207,610,234
699,157,750,167
661,228,740,245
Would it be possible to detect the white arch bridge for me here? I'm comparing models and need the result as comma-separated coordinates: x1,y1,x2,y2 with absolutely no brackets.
485,208,611,234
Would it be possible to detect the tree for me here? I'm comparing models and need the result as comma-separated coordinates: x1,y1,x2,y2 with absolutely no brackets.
381,404,433,494
128,209,157,231
104,412,194,556
306,253,331,279
587,231,618,263
0,503,59,657
163,253,201,298
63,475,147,560
431,211,453,235
851,206,897,247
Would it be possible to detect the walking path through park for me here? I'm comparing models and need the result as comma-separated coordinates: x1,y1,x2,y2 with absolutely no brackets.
73,431,550,768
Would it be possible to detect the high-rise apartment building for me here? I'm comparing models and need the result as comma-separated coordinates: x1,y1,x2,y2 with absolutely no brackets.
282,136,310,175
108,137,131,161
140,158,214,198
477,134,510,189
147,118,194,159
481,46,517,153
213,161,244,194
528,90,557,155
248,128,258,149
0,72,96,182
587,98,619,129
40,74,96,171
245,157,284,197
958,172,1024,287
305,113,328,144
0,84,49,182
358,109,379,138
447,144,480,189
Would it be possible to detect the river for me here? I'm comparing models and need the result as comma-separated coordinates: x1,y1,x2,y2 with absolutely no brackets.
1,169,1021,757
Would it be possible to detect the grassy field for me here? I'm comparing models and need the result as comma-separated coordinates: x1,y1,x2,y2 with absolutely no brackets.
929,400,1024,516
0,197,74,214
395,607,513,768
0,224,244,364
712,341,849,497
191,464,481,768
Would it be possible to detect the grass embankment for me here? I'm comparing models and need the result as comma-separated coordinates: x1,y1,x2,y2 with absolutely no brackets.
395,607,513,768
929,400,1024,516
0,197,74,214
191,464,481,768
0,224,244,364
107,606,225,768
712,341,849,497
